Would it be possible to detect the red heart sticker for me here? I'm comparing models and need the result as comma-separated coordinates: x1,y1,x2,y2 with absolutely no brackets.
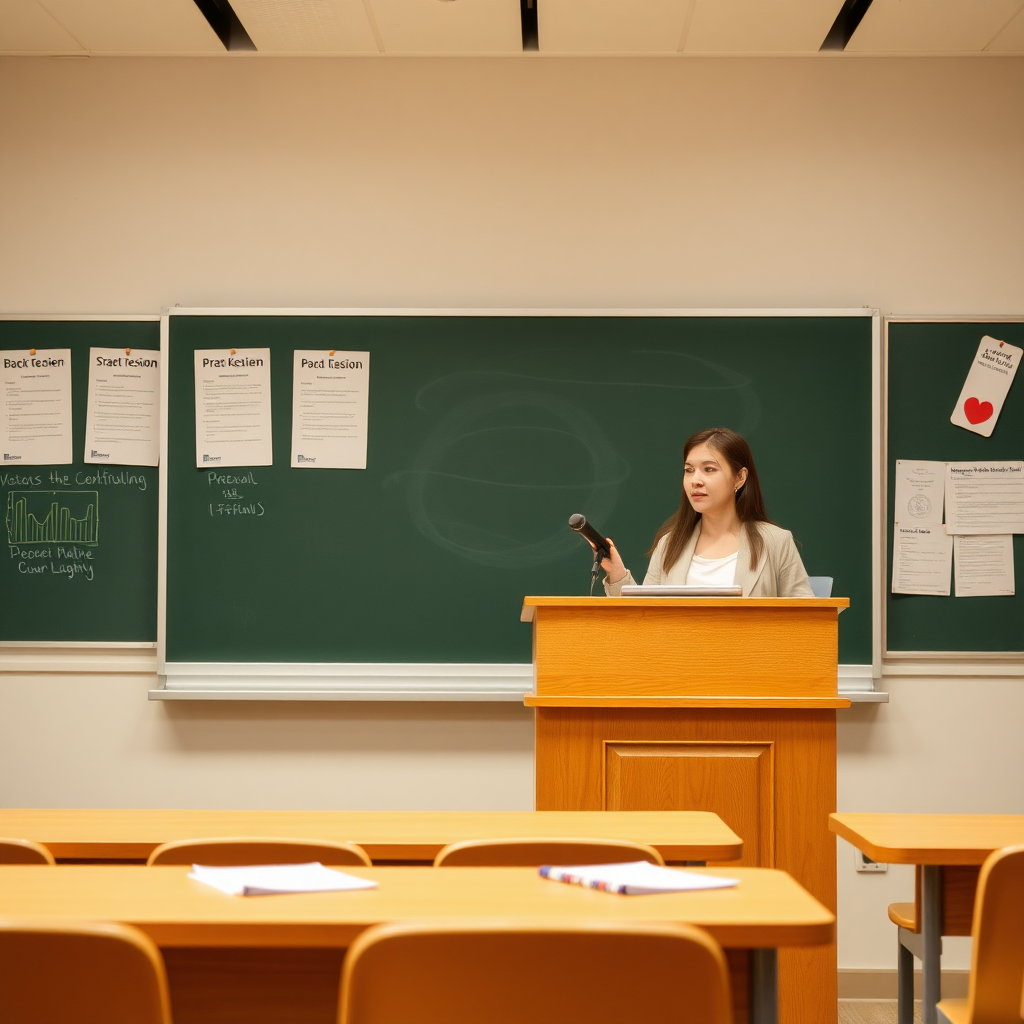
964,397,994,424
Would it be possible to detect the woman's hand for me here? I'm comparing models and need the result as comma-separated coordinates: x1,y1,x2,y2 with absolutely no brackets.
588,537,627,584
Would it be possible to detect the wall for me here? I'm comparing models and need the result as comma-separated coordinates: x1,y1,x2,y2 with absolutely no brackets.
2,53,1023,972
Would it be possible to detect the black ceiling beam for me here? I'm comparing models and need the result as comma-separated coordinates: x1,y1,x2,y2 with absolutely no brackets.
192,0,256,51
820,0,875,51
521,0,538,51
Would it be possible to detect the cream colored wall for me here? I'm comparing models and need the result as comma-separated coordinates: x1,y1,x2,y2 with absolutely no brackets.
1,54,1023,972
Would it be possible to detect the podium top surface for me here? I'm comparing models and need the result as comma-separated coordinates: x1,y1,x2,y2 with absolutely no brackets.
521,596,849,622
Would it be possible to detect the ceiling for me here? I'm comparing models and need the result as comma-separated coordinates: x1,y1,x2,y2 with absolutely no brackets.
1,0,1023,55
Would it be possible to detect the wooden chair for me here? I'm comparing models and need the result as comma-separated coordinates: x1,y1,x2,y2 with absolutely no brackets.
338,919,731,1024
0,920,172,1024
0,837,55,864
147,836,372,866
937,844,1024,1024
433,837,665,867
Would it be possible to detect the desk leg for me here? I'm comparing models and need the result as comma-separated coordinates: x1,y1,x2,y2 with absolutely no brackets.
921,865,942,1024
750,949,778,1024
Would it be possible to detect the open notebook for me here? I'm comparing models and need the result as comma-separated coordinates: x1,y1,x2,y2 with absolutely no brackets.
188,862,378,897
539,860,739,896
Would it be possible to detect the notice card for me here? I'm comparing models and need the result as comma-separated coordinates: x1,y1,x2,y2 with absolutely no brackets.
894,460,945,524
949,336,1022,437
290,350,370,469
892,523,953,596
84,348,160,466
945,462,1024,535
1,349,73,465
194,349,273,469
954,535,1015,598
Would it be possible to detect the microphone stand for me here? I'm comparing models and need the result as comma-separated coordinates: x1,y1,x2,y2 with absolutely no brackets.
589,549,607,597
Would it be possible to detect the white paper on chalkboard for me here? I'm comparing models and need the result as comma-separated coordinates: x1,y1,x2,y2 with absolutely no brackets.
954,534,1015,598
894,460,945,524
949,336,1021,437
194,349,273,469
290,350,369,470
945,462,1024,535
1,348,73,465
85,348,160,467
892,523,953,596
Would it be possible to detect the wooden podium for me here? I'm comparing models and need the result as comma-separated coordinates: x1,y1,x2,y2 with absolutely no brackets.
522,596,850,1024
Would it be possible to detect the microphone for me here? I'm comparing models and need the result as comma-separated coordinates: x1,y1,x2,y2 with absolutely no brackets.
568,514,611,561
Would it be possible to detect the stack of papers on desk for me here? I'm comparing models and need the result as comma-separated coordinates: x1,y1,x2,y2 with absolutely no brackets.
188,862,378,897
539,860,739,896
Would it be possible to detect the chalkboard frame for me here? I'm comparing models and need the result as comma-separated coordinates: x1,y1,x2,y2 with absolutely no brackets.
883,315,1024,661
0,314,160,654
156,307,883,701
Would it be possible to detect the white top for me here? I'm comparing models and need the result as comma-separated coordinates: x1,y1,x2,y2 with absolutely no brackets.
684,551,738,588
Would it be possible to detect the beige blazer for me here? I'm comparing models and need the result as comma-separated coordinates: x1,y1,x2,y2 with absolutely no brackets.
605,521,814,598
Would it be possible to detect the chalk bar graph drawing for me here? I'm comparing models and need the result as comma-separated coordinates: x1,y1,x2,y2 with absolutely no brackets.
6,490,99,546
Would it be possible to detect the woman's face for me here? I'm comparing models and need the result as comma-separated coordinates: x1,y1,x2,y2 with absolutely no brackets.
683,443,748,516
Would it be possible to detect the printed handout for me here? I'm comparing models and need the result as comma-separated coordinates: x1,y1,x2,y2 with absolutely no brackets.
954,535,1015,598
1,348,73,465
945,462,1024,535
949,336,1021,438
84,348,160,466
290,350,370,469
892,523,953,596
893,460,945,524
194,349,273,469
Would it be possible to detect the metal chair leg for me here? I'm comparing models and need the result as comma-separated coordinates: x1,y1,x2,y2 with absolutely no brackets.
898,931,915,1024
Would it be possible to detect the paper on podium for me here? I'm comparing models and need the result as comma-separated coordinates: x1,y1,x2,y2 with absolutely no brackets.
539,860,739,896
188,862,378,896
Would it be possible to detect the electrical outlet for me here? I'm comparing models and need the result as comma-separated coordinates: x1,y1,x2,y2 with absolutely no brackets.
854,849,888,873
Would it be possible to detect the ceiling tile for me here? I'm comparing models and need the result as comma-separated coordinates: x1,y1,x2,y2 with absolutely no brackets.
366,0,521,53
231,0,377,52
683,0,847,53
0,0,84,51
846,0,1024,52
988,5,1024,48
37,0,224,52
538,0,689,53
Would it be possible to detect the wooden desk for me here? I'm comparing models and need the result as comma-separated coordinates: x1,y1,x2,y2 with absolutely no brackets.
0,864,832,1024
830,813,1024,1024
0,809,741,864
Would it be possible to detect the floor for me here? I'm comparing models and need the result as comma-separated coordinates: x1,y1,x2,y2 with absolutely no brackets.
839,1001,923,1023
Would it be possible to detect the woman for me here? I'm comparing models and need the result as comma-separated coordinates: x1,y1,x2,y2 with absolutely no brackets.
601,427,814,598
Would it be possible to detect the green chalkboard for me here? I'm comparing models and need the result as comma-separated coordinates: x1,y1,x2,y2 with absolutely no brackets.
886,320,1024,653
164,313,874,665
1,319,159,642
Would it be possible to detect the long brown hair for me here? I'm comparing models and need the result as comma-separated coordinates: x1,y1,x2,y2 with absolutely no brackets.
647,428,774,573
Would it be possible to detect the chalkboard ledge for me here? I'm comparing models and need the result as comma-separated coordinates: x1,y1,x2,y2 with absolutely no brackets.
147,662,887,703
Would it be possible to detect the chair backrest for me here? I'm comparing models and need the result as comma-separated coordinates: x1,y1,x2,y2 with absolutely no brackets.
0,919,172,1024
807,576,834,598
964,844,1024,1024
0,837,55,865
338,919,731,1024
146,837,372,867
433,837,665,867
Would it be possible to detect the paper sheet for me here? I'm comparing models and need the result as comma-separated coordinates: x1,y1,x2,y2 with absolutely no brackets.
949,335,1022,437
954,535,1015,597
893,460,945,524
892,523,953,596
1,349,73,465
84,348,160,466
539,860,738,896
194,349,273,469
290,350,370,469
945,462,1024,535
188,862,378,897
